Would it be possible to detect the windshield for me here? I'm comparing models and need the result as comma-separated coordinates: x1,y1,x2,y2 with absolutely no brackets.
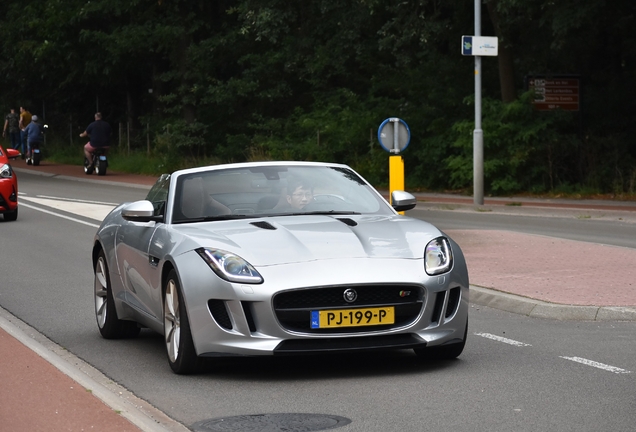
171,165,392,224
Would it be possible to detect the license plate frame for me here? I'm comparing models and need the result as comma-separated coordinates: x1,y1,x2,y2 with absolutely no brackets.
310,306,395,329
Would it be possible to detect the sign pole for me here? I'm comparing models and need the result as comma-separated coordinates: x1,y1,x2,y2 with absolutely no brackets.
473,0,484,205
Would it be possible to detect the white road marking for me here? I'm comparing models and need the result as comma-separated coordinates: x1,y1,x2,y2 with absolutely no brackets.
20,195,115,222
33,194,119,206
474,332,532,347
560,356,631,374
19,202,101,228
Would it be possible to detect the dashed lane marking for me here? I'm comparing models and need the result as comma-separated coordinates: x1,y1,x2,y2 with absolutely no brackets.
560,356,631,374
474,332,532,347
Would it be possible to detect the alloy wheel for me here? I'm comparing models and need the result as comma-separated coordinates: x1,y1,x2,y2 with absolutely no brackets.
94,256,109,328
164,279,181,363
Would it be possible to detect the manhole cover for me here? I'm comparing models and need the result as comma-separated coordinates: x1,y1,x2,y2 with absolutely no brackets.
191,413,351,432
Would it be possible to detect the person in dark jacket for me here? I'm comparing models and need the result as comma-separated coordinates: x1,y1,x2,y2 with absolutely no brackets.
3,108,21,151
24,114,43,161
80,112,112,163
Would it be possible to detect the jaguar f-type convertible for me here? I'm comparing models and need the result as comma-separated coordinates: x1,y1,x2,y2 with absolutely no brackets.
92,161,469,374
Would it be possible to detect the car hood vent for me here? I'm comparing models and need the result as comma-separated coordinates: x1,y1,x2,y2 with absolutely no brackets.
337,217,358,227
250,221,277,230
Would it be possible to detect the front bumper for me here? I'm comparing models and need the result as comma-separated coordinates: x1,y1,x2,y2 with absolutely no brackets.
173,251,469,357
0,183,18,213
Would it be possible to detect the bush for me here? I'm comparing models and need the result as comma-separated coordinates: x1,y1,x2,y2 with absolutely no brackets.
444,92,580,195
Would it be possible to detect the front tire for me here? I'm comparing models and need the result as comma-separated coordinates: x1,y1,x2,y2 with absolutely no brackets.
164,269,200,374
94,250,140,339
3,208,18,221
84,157,94,175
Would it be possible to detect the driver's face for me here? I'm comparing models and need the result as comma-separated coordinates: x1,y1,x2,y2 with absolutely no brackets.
287,186,313,209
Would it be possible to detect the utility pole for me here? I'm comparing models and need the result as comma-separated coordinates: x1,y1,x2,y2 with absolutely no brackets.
473,0,484,205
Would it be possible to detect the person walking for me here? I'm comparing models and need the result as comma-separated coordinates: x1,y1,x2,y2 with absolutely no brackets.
18,106,32,158
2,108,21,151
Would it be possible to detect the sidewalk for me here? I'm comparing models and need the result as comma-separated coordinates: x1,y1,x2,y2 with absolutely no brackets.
5,158,636,431
0,317,143,432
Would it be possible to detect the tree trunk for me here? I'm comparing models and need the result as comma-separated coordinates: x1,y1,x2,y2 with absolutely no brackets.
179,34,196,123
486,1,517,103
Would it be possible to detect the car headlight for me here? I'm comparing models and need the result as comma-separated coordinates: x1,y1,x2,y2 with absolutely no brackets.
0,163,13,179
196,248,263,284
425,237,453,275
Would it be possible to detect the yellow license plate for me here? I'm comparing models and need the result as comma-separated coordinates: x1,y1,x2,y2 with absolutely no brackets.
310,307,395,329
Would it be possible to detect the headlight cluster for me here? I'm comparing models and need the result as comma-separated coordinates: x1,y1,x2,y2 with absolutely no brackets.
197,248,263,284
0,163,13,179
425,237,453,275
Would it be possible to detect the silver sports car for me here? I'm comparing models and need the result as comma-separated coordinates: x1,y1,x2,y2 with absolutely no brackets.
92,161,469,374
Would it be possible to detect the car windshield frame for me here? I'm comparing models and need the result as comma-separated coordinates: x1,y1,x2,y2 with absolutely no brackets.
168,164,394,224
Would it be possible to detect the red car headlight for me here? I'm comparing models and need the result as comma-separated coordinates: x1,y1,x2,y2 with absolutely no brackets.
0,163,13,179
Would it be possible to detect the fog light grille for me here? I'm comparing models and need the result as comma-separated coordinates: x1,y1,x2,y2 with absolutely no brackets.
241,301,257,332
445,287,461,319
208,300,232,330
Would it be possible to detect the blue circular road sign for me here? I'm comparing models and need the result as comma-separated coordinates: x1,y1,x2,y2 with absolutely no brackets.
377,118,411,154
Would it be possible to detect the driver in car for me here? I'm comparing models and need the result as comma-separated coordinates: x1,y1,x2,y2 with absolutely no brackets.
286,177,314,210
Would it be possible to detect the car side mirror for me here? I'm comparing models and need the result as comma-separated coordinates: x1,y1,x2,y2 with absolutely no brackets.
391,190,417,212
122,200,161,222
6,148,21,160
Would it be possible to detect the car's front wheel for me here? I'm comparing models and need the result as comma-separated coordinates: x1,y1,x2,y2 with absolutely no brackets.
164,269,200,374
3,208,18,221
94,250,140,339
414,320,468,361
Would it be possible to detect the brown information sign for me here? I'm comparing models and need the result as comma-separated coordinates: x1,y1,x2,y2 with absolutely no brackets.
527,76,580,111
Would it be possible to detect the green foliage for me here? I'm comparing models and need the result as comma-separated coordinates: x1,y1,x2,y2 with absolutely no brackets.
446,92,580,195
1,0,636,195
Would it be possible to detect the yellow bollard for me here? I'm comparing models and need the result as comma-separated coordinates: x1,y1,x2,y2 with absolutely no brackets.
389,155,405,215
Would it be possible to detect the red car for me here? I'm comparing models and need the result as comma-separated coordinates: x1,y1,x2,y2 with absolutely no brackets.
0,144,20,221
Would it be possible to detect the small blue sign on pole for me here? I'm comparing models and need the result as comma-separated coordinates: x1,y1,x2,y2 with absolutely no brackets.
461,36,498,56
462,36,473,56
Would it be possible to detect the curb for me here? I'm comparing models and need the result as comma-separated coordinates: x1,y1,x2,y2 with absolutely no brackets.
470,285,636,321
414,201,636,224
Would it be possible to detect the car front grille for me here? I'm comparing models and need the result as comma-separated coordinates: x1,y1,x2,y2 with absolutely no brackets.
273,284,424,334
